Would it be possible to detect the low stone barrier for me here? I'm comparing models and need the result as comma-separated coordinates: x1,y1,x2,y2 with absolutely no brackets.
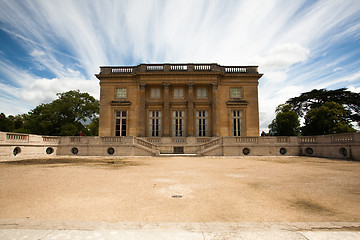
0,131,359,160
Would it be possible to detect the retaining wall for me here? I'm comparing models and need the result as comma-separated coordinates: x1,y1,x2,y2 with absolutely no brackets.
0,131,359,161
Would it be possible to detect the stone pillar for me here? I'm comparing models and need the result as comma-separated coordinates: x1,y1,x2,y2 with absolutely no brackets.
163,83,170,137
187,82,194,136
138,83,146,137
211,83,218,137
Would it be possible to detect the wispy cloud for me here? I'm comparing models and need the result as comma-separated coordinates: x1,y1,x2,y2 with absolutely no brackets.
0,0,359,133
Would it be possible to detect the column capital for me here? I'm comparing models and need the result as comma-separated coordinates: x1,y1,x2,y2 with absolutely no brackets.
139,83,146,89
162,82,170,88
211,82,218,89
187,82,194,88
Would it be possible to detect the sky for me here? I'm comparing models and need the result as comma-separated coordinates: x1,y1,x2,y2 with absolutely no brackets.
0,0,359,132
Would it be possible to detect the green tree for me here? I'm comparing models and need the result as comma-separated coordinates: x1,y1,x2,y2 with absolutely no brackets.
268,104,300,136
286,88,360,127
301,102,356,136
0,113,13,132
87,116,99,136
24,90,99,136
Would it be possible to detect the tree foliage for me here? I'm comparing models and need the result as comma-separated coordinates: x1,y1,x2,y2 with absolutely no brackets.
269,88,360,136
301,102,356,136
0,90,99,136
268,104,300,136
286,88,360,127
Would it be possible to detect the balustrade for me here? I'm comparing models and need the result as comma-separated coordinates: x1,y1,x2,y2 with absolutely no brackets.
43,136,60,142
112,67,133,73
299,137,317,143
277,137,289,143
101,137,122,142
235,137,258,143
70,137,81,143
146,138,162,143
194,65,211,71
172,138,187,143
198,137,222,151
170,65,187,71
331,134,354,143
225,67,247,73
6,133,29,142
135,137,158,150
146,65,164,71
101,64,259,75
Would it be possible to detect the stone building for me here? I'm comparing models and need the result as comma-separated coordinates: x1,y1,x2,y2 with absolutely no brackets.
96,64,263,138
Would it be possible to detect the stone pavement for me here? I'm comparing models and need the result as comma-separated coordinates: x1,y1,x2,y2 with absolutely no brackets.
0,220,360,240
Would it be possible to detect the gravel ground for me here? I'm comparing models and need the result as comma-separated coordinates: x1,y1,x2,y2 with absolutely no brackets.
0,156,359,222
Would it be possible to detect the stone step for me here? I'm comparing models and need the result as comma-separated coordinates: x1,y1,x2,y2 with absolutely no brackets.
158,153,198,157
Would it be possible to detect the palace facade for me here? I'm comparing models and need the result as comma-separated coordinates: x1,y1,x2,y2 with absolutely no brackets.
95,63,263,138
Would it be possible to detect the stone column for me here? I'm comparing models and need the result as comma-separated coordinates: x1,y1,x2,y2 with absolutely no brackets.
187,82,194,136
138,83,146,137
163,83,170,137
211,83,218,137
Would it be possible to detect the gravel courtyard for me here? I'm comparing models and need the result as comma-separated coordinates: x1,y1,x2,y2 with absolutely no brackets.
0,156,359,223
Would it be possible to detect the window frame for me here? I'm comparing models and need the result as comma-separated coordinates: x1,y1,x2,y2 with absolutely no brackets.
172,110,185,137
230,87,242,99
115,88,127,99
196,110,208,137
196,87,207,99
231,110,243,137
115,110,127,136
149,110,162,137
150,87,161,99
173,87,184,99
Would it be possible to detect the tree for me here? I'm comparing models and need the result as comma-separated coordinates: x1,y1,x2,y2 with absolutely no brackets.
301,102,356,136
23,90,99,136
0,113,13,132
268,104,300,136
87,116,99,136
286,88,360,127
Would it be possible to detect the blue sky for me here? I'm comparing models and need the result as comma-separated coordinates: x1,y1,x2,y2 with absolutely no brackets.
0,0,359,131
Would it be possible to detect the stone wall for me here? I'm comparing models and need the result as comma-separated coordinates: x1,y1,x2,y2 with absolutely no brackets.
0,131,359,161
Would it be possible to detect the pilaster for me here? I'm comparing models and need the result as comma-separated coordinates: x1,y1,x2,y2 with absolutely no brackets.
187,82,194,136
163,83,170,137
212,83,218,137
138,83,146,137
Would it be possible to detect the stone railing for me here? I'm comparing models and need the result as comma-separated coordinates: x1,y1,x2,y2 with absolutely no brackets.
225,67,247,73
99,64,260,75
111,67,133,73
134,137,158,150
146,137,162,143
331,133,354,143
196,137,212,143
198,137,222,152
172,138,187,143
70,137,81,143
299,136,317,144
6,133,29,142
277,137,290,143
42,136,60,143
101,137,122,142
235,137,258,143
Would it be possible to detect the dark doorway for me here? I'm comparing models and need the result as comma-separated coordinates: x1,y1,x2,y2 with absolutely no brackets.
173,146,184,154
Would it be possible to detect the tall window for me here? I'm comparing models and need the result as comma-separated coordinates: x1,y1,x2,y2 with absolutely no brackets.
116,88,127,98
150,88,161,99
173,111,185,137
173,87,184,99
149,111,161,137
231,87,242,98
231,110,243,136
196,87,207,99
196,111,208,137
115,111,127,136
